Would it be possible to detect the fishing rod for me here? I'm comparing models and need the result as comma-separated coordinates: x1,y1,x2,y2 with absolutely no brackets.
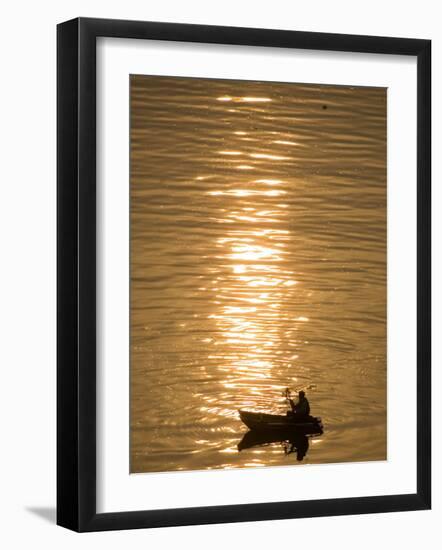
282,383,316,401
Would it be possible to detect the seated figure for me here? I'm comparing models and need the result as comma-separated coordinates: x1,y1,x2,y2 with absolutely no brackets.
288,390,310,417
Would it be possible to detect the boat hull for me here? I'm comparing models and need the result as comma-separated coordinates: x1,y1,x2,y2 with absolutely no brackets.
239,409,323,434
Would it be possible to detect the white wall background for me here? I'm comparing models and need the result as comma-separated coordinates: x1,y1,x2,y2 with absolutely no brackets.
0,1,439,548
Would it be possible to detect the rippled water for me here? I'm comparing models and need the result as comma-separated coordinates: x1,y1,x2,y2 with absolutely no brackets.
130,75,386,473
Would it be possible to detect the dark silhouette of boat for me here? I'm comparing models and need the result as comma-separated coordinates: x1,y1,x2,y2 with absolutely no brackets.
239,409,323,435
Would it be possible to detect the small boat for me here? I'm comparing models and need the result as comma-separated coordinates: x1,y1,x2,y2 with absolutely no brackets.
239,409,323,434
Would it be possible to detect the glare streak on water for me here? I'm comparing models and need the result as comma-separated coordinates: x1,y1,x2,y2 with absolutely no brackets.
130,76,387,473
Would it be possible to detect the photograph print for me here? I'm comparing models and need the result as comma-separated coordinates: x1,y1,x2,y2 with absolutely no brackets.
129,75,387,474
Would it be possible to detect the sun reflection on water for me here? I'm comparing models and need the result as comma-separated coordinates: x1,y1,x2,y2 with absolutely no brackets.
204,162,304,404
216,96,273,103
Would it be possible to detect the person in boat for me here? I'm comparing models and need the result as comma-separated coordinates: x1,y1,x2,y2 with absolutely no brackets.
288,390,310,417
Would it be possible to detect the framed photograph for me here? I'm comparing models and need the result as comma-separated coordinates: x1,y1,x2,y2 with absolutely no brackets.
57,17,431,532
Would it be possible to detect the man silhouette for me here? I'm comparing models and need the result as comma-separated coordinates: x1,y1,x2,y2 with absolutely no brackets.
289,390,310,417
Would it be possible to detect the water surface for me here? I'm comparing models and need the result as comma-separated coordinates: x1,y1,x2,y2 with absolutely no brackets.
130,75,386,473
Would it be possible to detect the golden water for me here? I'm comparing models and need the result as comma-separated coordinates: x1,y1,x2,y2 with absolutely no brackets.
130,75,386,473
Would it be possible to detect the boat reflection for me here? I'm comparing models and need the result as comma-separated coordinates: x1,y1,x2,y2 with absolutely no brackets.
238,428,322,462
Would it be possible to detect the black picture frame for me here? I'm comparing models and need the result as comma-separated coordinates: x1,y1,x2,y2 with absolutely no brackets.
57,17,431,532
